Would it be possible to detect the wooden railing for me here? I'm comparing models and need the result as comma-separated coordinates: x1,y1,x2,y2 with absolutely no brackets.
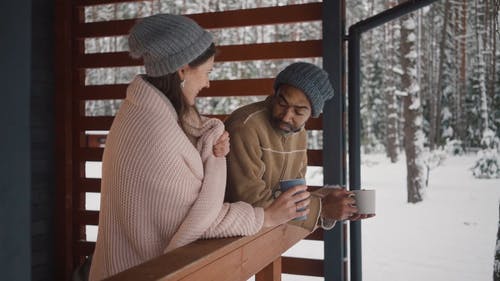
104,224,312,281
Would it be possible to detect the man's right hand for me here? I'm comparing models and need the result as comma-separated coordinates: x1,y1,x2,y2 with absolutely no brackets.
320,188,357,220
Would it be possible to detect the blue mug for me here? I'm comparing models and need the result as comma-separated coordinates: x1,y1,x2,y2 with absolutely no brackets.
279,178,307,221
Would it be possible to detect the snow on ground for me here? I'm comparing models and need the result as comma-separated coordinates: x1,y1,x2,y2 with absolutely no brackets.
86,153,500,281
283,153,500,281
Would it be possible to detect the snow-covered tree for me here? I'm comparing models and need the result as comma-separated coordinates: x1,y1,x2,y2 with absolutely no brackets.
471,129,500,179
454,0,469,143
382,5,401,163
399,12,426,203
428,0,453,149
360,0,386,153
465,0,497,147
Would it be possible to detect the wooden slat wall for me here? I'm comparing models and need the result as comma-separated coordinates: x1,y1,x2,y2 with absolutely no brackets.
77,79,276,99
75,2,321,36
64,1,328,279
77,41,321,67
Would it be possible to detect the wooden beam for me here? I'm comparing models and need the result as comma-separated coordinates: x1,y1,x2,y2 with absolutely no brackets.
76,40,322,68
105,224,310,281
305,228,324,241
55,0,76,279
79,117,114,131
75,3,322,37
190,3,321,28
216,40,322,62
256,257,282,281
76,210,99,226
200,78,274,97
76,84,127,100
77,78,274,100
306,118,323,130
76,118,322,147
282,257,323,277
78,148,103,161
75,0,133,5
78,178,101,193
74,241,95,257
307,150,322,166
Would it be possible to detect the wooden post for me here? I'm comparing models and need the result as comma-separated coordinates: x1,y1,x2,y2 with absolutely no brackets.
256,257,282,281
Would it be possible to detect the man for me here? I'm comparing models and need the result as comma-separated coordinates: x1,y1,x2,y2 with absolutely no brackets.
225,62,370,231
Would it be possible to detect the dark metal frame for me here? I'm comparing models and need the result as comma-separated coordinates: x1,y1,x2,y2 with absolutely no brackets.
322,0,347,280
347,1,438,281
322,0,439,280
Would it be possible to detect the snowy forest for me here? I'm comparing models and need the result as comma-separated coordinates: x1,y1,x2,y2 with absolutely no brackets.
83,0,500,201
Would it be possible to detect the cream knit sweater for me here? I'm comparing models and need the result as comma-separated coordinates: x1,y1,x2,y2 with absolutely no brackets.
89,75,264,281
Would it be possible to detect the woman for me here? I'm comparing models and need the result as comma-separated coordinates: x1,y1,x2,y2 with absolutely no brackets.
88,13,310,280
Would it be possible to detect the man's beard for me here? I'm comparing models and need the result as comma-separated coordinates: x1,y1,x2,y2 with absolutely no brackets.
271,117,303,135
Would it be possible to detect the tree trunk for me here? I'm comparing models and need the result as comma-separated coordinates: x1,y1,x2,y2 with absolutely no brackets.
384,19,399,163
489,0,497,106
495,202,500,281
484,0,495,101
456,0,468,142
475,0,490,134
361,1,376,153
400,13,425,203
430,0,451,149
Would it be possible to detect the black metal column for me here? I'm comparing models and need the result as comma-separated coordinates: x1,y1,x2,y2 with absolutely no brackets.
347,27,362,281
322,0,346,280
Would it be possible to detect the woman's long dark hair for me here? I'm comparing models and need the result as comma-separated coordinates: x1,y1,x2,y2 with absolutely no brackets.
146,43,217,130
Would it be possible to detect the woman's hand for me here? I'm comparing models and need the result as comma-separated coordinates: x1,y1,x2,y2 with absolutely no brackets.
213,131,230,157
263,185,310,228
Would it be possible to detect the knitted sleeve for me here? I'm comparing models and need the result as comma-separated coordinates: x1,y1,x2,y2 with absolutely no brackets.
200,203,264,239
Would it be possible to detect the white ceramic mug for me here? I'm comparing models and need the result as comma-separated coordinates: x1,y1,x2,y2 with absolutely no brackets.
352,189,376,215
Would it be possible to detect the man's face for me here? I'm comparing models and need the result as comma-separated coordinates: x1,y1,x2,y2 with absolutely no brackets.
271,84,312,134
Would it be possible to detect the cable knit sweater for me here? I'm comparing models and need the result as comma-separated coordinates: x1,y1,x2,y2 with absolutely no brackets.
89,75,264,281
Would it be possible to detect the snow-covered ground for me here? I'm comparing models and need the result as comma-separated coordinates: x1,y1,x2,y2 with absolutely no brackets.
283,153,500,281
86,153,500,281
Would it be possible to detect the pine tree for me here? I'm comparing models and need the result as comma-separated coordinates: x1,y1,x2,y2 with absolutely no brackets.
455,0,468,143
471,129,500,178
465,0,495,147
382,3,400,163
360,0,385,153
400,12,425,203
428,0,448,149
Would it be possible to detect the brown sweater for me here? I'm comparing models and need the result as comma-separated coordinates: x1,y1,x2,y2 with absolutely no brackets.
225,98,327,231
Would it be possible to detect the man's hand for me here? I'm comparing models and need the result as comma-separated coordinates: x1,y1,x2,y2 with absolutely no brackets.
213,131,230,157
320,188,357,221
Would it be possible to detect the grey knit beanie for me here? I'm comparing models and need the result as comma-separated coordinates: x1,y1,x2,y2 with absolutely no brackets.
128,14,213,77
274,62,334,117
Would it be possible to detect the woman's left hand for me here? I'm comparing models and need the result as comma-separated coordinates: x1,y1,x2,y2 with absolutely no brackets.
213,131,230,157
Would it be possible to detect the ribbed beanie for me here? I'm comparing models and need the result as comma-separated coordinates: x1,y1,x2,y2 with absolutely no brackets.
274,62,334,117
128,14,213,77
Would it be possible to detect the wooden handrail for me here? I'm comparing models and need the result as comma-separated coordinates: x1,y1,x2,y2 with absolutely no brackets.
104,224,310,281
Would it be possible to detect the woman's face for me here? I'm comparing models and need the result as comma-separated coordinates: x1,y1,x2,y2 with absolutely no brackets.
179,56,214,106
